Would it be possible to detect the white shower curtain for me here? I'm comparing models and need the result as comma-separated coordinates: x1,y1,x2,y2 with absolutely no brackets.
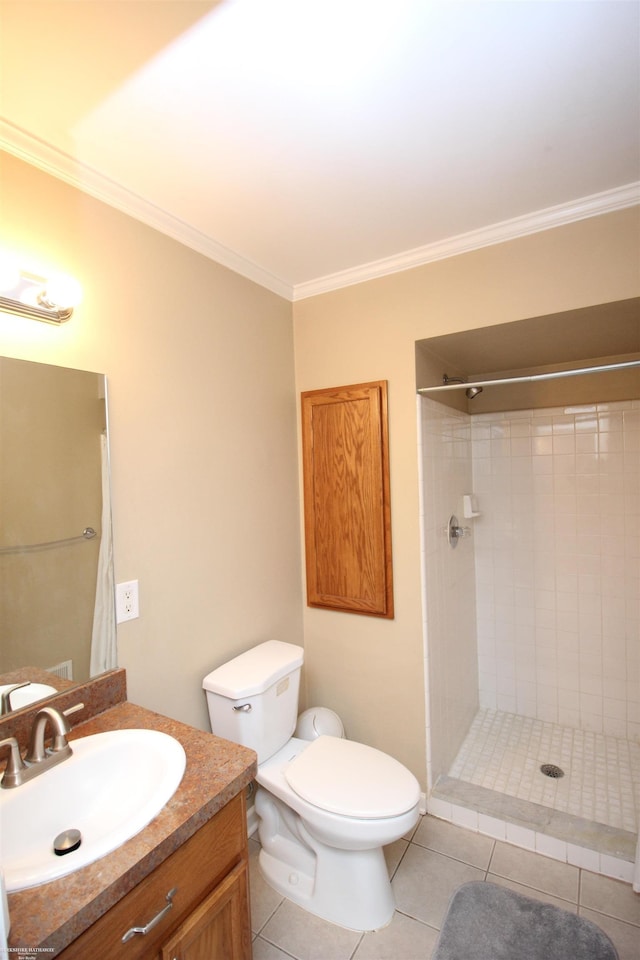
90,432,116,676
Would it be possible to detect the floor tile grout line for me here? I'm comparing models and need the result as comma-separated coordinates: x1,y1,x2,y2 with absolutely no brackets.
252,893,287,939
254,932,299,959
578,866,584,909
577,906,640,930
389,836,413,880
348,930,366,960
415,846,493,873
486,837,498,876
484,871,580,910
393,907,441,933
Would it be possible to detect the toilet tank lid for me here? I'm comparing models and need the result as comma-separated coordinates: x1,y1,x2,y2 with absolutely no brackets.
203,641,304,698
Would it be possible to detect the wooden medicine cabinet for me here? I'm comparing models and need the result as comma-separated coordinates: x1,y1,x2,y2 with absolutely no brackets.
301,380,393,618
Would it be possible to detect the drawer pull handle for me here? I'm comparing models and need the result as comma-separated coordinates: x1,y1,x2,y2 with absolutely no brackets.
122,887,177,942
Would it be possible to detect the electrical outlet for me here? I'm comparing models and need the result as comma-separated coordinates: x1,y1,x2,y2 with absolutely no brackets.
116,580,139,623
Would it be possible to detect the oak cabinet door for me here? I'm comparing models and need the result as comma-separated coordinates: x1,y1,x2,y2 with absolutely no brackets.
160,861,251,960
301,381,393,618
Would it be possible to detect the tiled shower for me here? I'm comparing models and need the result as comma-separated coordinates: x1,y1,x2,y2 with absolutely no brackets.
418,394,640,878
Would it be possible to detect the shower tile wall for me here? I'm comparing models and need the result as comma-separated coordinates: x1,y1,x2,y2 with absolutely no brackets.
472,400,640,741
419,397,479,788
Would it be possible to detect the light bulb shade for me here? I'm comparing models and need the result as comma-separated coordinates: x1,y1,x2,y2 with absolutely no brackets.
0,266,81,323
42,274,83,310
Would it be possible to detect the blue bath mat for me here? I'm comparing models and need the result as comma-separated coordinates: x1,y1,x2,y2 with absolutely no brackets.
433,881,618,960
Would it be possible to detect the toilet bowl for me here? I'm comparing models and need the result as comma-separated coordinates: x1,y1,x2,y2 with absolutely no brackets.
203,641,421,931
255,735,420,930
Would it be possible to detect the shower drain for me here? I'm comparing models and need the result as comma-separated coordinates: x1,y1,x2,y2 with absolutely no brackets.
540,763,564,779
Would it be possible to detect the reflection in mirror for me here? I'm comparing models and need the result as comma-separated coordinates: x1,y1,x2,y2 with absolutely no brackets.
0,357,116,714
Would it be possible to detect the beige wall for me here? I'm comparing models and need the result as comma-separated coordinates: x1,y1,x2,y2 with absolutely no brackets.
0,151,303,731
293,207,640,789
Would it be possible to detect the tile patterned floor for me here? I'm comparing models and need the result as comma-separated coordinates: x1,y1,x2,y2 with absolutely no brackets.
250,815,640,960
449,708,640,832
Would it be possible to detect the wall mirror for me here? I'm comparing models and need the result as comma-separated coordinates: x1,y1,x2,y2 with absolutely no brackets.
0,356,116,715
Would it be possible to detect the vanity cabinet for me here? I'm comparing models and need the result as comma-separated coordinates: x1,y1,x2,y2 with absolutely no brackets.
57,792,251,960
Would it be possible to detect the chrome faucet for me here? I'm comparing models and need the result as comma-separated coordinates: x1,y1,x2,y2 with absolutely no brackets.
25,706,72,763
0,737,27,788
0,681,31,716
0,705,80,788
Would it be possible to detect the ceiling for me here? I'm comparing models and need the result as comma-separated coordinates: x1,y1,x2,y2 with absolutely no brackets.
1,1,639,301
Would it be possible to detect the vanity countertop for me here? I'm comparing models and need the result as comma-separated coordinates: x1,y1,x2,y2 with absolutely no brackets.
5,700,257,956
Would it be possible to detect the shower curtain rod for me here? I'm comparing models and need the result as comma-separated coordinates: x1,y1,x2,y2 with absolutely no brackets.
0,527,97,555
417,359,640,394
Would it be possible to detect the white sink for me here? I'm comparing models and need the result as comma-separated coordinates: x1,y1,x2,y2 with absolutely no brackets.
0,683,58,711
0,729,186,891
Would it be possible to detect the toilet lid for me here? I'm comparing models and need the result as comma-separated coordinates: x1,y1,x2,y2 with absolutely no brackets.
284,736,420,819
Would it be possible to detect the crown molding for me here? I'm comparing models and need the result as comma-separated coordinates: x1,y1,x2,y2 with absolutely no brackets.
0,120,293,301
2,120,637,305
292,182,640,301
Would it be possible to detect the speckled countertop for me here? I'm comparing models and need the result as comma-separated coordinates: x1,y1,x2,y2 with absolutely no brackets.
0,666,76,693
5,700,257,956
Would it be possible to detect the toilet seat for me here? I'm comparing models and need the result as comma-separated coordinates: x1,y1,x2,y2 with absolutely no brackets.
284,735,420,819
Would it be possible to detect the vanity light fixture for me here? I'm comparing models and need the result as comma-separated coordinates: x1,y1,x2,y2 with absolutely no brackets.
0,256,82,324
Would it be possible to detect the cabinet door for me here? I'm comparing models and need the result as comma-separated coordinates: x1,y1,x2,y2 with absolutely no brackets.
301,380,393,617
159,861,251,960
56,795,246,960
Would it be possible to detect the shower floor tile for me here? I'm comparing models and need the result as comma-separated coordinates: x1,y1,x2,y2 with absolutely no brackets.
449,709,640,833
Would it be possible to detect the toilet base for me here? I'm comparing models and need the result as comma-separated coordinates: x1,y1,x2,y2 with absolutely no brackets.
255,787,396,931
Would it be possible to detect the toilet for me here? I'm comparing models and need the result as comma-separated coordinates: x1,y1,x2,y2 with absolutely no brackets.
202,640,420,931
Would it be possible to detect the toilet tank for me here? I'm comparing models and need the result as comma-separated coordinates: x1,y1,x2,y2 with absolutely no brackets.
203,640,304,763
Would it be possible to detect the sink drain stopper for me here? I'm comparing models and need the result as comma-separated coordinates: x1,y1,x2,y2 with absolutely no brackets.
540,763,564,779
53,828,82,856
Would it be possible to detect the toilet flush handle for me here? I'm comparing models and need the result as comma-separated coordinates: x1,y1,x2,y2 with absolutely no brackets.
233,703,252,712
